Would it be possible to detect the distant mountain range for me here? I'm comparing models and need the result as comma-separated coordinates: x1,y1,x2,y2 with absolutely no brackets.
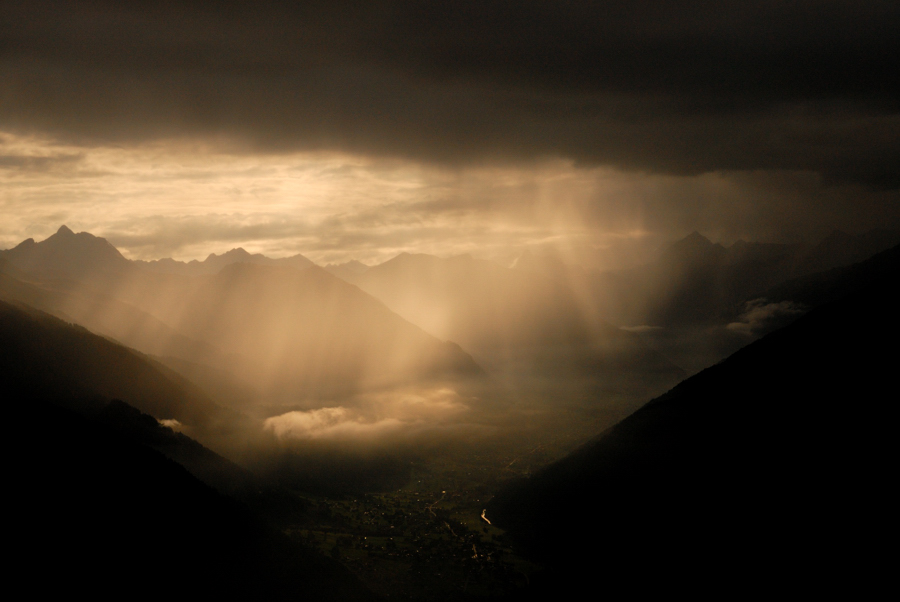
324,259,370,280
135,246,316,275
1,225,317,277
2,224,131,276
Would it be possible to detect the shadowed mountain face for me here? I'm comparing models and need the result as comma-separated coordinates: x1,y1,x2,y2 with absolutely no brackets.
0,266,230,368
0,298,256,459
0,299,226,428
795,228,900,275
759,241,900,311
485,259,898,595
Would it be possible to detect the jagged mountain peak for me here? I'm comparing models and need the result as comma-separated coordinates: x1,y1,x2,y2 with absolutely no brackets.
663,231,725,264
208,247,254,260
1,225,129,275
673,231,716,248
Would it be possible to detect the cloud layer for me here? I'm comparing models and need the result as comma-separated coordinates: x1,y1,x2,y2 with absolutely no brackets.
2,1,898,185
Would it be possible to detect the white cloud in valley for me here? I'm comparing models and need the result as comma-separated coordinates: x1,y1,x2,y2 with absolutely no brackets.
727,299,806,336
262,388,487,444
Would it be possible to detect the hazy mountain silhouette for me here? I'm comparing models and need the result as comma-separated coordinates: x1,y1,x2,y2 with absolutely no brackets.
136,246,316,275
344,253,682,387
0,224,131,277
794,228,900,274
0,299,244,448
324,259,370,280
2,228,483,404
163,262,484,400
666,230,728,263
760,240,900,310
347,252,593,350
334,252,686,416
0,267,236,369
486,264,897,595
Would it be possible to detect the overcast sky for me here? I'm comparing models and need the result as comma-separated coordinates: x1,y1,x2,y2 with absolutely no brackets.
2,1,898,264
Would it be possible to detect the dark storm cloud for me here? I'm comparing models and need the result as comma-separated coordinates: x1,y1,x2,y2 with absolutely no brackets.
1,1,898,186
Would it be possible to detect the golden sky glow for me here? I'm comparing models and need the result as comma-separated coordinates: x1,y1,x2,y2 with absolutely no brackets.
3,128,898,270
0,130,660,265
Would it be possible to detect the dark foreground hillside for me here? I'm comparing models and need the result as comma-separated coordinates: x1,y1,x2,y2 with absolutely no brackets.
487,262,897,596
8,400,374,600
1,300,374,600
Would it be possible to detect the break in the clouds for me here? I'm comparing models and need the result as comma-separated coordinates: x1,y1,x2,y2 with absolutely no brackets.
1,2,899,261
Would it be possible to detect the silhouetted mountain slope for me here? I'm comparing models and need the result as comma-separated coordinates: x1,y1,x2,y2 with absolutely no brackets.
10,400,373,600
0,269,234,368
65,398,316,525
760,241,900,310
486,272,896,594
0,299,240,439
88,398,258,492
794,228,900,274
